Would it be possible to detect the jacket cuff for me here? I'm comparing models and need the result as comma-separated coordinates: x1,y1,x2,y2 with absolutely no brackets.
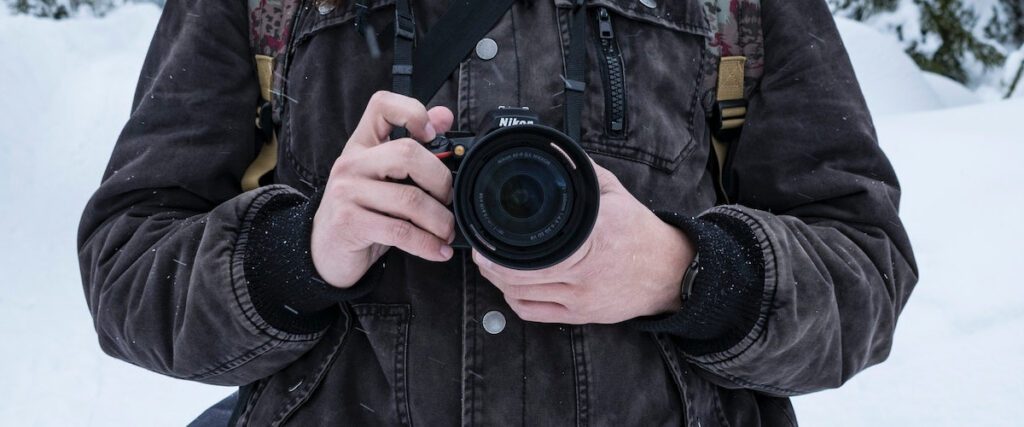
242,189,381,335
632,211,765,356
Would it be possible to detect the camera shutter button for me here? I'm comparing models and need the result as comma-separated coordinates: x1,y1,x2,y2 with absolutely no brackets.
475,38,498,61
482,311,506,334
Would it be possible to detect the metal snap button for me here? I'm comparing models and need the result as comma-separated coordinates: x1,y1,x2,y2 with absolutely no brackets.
475,38,499,61
639,0,657,8
482,311,506,334
317,1,335,15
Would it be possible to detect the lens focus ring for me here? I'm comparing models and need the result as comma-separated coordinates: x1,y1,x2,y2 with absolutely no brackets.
452,124,599,270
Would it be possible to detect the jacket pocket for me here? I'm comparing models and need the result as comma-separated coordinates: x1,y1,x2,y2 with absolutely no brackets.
236,314,352,426
351,303,414,426
280,0,397,185
558,0,712,172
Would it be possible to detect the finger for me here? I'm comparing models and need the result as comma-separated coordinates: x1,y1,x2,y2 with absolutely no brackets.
473,250,555,285
497,283,576,305
506,298,573,324
350,138,454,203
350,91,435,148
427,106,455,134
353,180,455,242
544,231,595,273
589,159,621,194
358,211,453,262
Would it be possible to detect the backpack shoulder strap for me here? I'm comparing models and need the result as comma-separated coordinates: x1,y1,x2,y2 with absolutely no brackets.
702,0,764,203
242,0,303,191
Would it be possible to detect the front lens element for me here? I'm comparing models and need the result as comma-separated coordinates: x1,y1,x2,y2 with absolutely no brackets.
500,175,544,219
474,147,573,247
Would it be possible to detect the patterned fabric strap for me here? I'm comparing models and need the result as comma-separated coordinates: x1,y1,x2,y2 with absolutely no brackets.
248,0,303,123
702,0,765,104
249,0,300,58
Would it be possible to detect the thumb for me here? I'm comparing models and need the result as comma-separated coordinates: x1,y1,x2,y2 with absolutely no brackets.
590,160,621,194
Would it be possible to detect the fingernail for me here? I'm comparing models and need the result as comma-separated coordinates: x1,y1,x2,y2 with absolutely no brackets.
425,123,437,140
440,245,453,260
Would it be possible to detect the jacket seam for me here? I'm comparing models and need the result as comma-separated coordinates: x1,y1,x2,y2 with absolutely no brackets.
700,366,801,396
187,338,283,381
282,111,326,185
653,335,693,426
272,313,353,425
237,379,269,426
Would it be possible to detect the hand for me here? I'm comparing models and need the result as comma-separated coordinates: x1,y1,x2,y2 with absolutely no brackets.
312,91,456,289
473,162,696,324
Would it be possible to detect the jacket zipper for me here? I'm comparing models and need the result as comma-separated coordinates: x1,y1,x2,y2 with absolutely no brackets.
595,7,627,138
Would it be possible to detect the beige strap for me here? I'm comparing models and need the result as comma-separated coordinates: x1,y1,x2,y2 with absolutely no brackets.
254,54,274,102
242,55,279,191
710,56,747,204
717,56,746,103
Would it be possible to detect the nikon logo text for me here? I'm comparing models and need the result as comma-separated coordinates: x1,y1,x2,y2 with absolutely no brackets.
498,117,535,127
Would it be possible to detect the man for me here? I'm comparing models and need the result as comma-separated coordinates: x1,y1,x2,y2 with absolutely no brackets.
78,0,917,425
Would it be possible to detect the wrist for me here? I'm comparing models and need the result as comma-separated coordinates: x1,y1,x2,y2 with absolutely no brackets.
630,212,767,356
310,215,361,289
646,216,695,315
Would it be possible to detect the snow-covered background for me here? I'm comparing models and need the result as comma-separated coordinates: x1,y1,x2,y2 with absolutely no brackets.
0,3,1021,426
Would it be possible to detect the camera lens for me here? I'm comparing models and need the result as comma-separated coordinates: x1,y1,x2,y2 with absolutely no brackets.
473,147,573,247
500,175,543,219
453,124,599,270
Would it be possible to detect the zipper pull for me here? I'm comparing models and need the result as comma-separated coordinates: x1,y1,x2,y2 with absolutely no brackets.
597,7,614,39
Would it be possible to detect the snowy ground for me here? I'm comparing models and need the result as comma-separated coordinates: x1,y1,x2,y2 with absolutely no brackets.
1,5,1021,426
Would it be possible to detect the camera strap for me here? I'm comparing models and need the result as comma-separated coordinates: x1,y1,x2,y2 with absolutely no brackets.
389,0,416,140
411,0,518,104
563,0,588,143
390,0,587,142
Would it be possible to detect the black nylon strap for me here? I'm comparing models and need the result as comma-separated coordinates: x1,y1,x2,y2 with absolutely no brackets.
564,0,588,143
390,0,587,141
411,0,517,104
390,0,415,140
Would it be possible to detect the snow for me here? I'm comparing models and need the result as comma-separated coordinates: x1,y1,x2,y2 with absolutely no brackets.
1,4,1021,426
921,71,982,108
834,17,991,112
843,0,1020,98
835,17,945,115
1005,47,1024,99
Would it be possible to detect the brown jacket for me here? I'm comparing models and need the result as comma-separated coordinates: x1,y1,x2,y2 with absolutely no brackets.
78,0,917,425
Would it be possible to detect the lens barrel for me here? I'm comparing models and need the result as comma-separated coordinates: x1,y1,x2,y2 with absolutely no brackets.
453,124,598,270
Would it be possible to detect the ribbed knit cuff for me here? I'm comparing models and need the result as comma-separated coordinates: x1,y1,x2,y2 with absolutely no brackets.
631,211,765,356
243,190,382,335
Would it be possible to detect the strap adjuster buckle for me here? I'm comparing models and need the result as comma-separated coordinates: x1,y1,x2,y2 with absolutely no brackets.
255,101,275,140
392,64,413,76
395,12,415,40
711,98,747,140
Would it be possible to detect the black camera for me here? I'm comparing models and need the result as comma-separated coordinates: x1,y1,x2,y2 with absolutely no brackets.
424,107,599,270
